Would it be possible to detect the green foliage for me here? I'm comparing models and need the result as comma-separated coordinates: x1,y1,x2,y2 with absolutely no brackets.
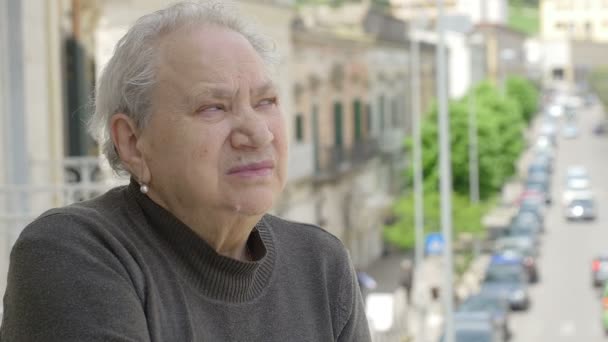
590,68,608,110
508,1,539,35
388,78,538,251
506,76,539,123
383,192,494,250
405,81,526,199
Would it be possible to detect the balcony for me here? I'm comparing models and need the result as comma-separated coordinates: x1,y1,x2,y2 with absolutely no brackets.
314,139,379,181
378,128,406,154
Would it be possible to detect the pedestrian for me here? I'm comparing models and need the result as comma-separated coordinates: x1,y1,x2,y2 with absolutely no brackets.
400,259,414,302
0,2,371,341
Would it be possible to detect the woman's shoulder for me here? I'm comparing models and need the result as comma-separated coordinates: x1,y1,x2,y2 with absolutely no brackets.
262,214,349,261
17,185,131,245
263,214,344,243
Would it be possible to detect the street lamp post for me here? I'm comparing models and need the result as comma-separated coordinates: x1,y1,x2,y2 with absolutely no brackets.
468,34,484,204
436,0,455,342
410,18,426,342
410,20,424,276
500,48,516,96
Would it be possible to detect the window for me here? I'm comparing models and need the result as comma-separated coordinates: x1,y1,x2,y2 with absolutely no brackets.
334,102,344,146
294,113,304,142
365,103,372,136
552,68,565,80
353,99,362,142
585,22,593,38
392,97,399,126
379,95,385,131
312,105,320,172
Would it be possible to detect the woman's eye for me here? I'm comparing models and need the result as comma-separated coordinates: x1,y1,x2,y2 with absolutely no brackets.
197,105,224,114
257,98,277,108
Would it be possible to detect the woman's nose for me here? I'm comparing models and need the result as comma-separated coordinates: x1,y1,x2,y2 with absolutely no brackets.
230,109,274,149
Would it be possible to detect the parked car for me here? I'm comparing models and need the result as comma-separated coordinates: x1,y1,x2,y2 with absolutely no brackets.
508,216,542,246
517,206,544,231
564,193,596,221
518,193,546,216
526,173,552,204
440,312,506,342
481,259,531,310
511,211,544,234
496,236,539,258
494,249,539,284
592,255,608,287
457,293,511,339
528,158,553,176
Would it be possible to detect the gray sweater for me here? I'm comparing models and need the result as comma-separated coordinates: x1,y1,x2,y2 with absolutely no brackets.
1,181,371,341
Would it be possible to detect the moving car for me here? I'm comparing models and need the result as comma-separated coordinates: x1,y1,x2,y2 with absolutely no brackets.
564,193,596,221
481,259,531,310
566,165,589,182
563,166,591,203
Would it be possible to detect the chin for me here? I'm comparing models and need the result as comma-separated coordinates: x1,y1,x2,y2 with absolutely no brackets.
228,189,277,216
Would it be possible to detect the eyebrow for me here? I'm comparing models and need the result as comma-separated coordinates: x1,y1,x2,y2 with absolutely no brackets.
189,80,277,103
251,81,277,98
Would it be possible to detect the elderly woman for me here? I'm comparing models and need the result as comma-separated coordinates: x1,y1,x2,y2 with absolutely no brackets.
0,1,370,341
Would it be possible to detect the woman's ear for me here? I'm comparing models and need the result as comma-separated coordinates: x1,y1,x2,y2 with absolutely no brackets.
110,114,150,183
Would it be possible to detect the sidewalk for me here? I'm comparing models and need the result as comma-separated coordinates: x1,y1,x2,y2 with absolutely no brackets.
362,252,412,341
363,252,491,342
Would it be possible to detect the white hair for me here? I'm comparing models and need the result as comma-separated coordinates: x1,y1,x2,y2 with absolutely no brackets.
88,0,279,174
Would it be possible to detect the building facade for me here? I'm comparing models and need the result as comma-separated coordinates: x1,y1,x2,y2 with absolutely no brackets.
389,0,508,26
285,4,409,267
541,0,608,42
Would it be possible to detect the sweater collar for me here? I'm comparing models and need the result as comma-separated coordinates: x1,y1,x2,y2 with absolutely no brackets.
126,179,276,303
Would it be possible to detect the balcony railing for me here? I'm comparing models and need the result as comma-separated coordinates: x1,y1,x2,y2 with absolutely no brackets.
315,139,379,179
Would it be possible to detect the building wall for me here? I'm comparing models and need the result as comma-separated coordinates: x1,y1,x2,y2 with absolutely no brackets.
290,27,393,267
541,0,608,42
23,0,65,186
539,39,573,84
391,0,507,25
0,0,67,304
475,25,527,85
0,0,8,186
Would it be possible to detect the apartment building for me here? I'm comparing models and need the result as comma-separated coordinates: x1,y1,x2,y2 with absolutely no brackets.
541,0,608,42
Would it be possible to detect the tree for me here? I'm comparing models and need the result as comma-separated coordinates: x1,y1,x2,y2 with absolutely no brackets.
388,79,537,250
506,76,539,123
405,81,526,200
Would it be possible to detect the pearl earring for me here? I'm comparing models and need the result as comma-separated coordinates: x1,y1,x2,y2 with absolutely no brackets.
140,184,149,194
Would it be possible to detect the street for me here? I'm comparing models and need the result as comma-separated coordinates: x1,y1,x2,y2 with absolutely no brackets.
509,102,608,341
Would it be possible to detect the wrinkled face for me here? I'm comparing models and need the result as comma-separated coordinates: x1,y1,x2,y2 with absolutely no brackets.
139,25,288,217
